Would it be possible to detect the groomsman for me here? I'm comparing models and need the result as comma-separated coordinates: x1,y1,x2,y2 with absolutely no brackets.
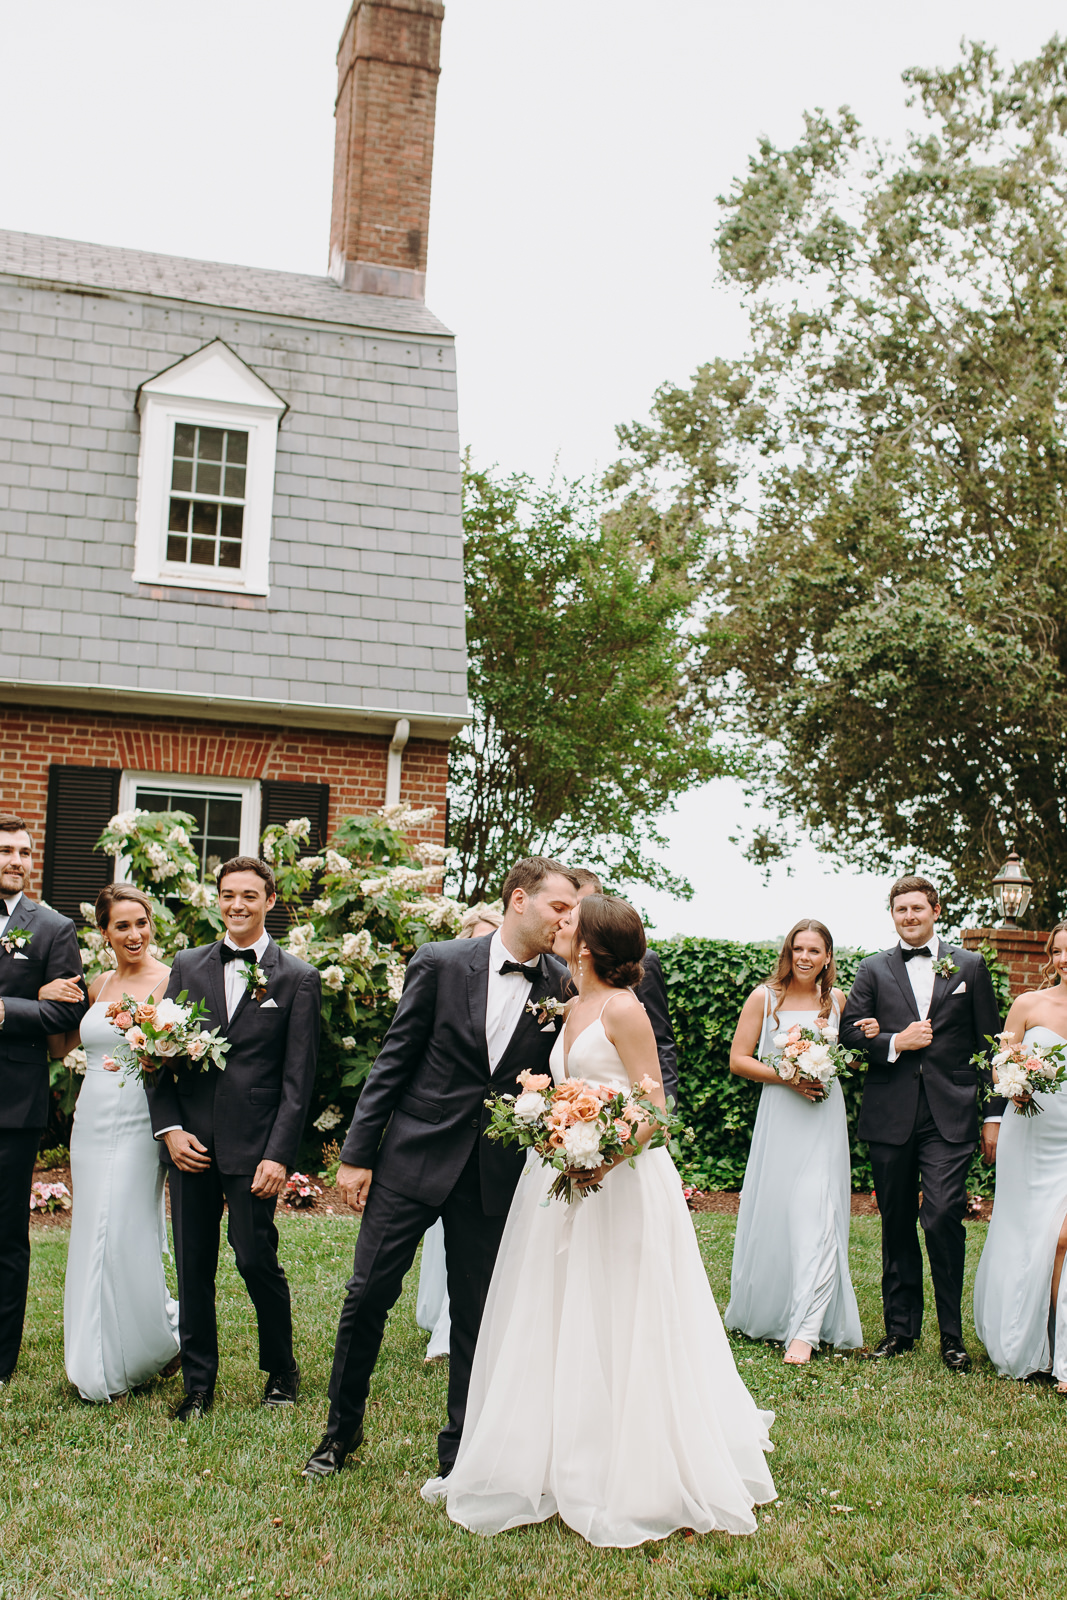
0,815,87,1385
571,868,679,1106
146,856,321,1419
841,876,1002,1372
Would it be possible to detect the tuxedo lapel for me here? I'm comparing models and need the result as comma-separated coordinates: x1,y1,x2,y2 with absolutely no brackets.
885,946,921,1022
202,943,228,1032
466,937,492,1074
926,940,958,1023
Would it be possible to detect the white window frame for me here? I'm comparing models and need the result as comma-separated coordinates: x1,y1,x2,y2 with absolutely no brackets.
133,340,286,598
118,772,261,878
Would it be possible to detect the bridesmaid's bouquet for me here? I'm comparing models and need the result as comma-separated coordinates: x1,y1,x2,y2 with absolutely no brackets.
980,1032,1067,1117
766,1020,858,1100
103,992,230,1084
484,1070,690,1203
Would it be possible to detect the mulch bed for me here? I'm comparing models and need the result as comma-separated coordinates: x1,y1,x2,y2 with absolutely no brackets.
684,1188,994,1221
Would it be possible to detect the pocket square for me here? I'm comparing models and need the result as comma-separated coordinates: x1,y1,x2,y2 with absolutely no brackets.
260,997,279,1009
952,981,967,994
541,1022,557,1033
13,952,28,961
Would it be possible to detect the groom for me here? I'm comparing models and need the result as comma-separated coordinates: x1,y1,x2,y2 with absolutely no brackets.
840,875,1003,1372
303,855,579,1480
146,855,322,1419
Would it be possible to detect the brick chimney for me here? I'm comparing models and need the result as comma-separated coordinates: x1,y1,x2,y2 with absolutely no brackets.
329,0,445,300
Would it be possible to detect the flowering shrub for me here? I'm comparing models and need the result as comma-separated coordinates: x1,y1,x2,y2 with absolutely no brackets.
282,1172,323,1209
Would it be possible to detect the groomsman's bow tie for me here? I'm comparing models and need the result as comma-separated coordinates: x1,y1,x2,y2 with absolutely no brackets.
220,945,258,965
499,959,540,980
901,946,933,962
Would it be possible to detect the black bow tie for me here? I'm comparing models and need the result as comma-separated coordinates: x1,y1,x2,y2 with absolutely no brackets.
902,946,933,962
220,944,258,966
499,959,540,981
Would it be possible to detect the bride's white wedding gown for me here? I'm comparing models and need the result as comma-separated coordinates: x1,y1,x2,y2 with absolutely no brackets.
64,1000,179,1401
427,1012,776,1547
973,1026,1067,1382
725,992,861,1351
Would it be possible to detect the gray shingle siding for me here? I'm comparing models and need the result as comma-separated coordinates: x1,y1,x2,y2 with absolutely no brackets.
0,231,466,723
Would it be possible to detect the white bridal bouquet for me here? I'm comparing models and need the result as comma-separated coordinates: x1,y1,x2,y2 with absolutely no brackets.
766,1020,858,1100
978,1031,1067,1117
484,1070,691,1203
103,992,230,1085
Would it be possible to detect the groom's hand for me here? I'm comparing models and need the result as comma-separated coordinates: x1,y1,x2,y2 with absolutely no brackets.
164,1130,212,1172
251,1159,287,1198
337,1163,373,1212
894,1020,933,1051
980,1121,1000,1165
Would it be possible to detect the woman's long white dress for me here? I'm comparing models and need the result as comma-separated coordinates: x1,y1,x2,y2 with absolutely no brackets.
416,1220,451,1359
974,1026,1067,1382
725,993,861,1350
427,1017,776,1547
64,1001,180,1401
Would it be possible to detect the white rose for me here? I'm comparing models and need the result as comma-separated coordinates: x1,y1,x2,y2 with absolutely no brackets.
822,1026,839,1043
771,1031,790,1048
513,1091,548,1125
562,1121,603,1169
322,966,345,992
154,1037,181,1058
1037,1059,1060,1081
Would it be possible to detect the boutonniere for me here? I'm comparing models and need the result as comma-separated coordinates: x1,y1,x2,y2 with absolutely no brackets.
933,955,958,980
244,961,269,1001
1,925,32,956
525,995,566,1025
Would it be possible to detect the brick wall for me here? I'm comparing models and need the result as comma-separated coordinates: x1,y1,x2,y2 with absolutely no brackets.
0,705,447,849
961,927,1051,998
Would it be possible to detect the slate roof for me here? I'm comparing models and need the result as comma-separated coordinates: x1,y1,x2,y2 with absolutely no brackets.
0,227,453,339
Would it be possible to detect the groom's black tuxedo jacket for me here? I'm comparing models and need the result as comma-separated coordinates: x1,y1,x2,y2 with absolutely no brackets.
0,896,88,1129
840,940,1003,1146
340,935,570,1215
145,938,321,1174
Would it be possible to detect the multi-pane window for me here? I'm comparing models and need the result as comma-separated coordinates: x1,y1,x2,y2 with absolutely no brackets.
166,424,248,570
134,783,243,879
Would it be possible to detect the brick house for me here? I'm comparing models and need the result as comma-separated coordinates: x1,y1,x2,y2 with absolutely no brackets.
0,0,464,922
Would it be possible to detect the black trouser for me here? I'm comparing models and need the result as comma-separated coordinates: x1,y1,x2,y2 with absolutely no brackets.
867,1081,976,1340
168,1166,295,1394
0,1128,41,1378
326,1144,508,1471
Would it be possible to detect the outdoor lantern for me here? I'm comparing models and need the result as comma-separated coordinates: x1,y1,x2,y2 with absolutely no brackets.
992,851,1033,928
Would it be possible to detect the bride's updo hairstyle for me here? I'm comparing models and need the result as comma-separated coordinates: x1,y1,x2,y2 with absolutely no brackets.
95,882,156,936
767,918,836,1025
1039,921,1067,988
575,893,646,990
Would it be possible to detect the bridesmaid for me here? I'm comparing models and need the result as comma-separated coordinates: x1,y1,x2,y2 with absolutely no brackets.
415,905,504,1363
48,885,180,1401
725,919,863,1362
974,921,1067,1387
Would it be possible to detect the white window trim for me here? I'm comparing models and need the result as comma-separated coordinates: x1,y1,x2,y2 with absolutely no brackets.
118,772,262,878
133,341,286,598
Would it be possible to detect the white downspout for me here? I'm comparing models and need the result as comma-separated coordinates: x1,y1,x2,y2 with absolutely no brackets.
385,717,410,808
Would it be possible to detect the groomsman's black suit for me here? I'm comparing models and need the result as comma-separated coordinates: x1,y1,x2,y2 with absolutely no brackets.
145,938,321,1395
840,940,1002,1341
326,933,570,1471
0,895,87,1378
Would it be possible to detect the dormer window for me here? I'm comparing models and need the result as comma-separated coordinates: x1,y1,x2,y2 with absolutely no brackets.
134,340,286,597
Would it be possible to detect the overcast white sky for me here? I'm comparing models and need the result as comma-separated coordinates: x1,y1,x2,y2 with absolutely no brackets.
1,1,1059,943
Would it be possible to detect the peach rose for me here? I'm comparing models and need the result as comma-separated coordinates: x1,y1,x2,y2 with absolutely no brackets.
784,1044,800,1059
614,1119,633,1143
136,1003,157,1026
794,1039,811,1054
787,1025,803,1042
112,1010,133,1031
553,1080,583,1102
102,1055,118,1073
518,1071,551,1094
622,1103,643,1124
572,1092,602,1122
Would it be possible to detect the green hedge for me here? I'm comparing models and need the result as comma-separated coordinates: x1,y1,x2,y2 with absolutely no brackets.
652,937,1005,1197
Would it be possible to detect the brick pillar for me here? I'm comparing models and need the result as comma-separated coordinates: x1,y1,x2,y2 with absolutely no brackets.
960,927,1050,998
329,0,445,299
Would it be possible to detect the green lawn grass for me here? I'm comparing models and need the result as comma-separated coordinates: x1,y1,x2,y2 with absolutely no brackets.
3,1212,1066,1600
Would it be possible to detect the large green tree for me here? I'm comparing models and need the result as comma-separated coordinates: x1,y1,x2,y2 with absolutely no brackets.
448,466,729,900
611,37,1067,924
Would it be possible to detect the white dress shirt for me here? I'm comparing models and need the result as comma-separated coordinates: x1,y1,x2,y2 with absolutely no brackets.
484,928,539,1071
222,929,271,1022
0,891,24,935
888,935,940,1062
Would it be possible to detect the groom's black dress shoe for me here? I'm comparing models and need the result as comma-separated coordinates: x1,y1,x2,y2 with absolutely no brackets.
172,1390,214,1421
868,1334,916,1360
940,1334,972,1373
302,1429,363,1477
262,1365,301,1407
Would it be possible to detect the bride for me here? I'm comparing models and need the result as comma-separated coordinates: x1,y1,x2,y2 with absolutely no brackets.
725,919,862,1362
424,893,775,1547
47,884,179,1401
974,920,1067,1387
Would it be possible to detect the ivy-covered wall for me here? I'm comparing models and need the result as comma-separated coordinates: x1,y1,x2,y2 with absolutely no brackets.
652,937,1008,1196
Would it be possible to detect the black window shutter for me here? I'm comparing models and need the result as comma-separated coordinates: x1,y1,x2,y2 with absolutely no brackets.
258,780,330,936
42,765,120,922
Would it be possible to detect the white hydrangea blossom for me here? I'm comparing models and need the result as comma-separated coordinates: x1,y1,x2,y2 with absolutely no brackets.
287,926,311,958
313,1104,344,1132
299,856,325,873
107,809,145,844
82,929,106,952
377,803,437,829
79,902,98,923
64,1047,88,1076
340,1036,357,1051
414,841,453,865
144,842,180,882
167,825,192,851
312,896,331,916
187,880,217,909
285,817,312,841
385,962,406,1003
341,929,372,963
322,965,346,992
324,849,354,876
172,932,190,949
